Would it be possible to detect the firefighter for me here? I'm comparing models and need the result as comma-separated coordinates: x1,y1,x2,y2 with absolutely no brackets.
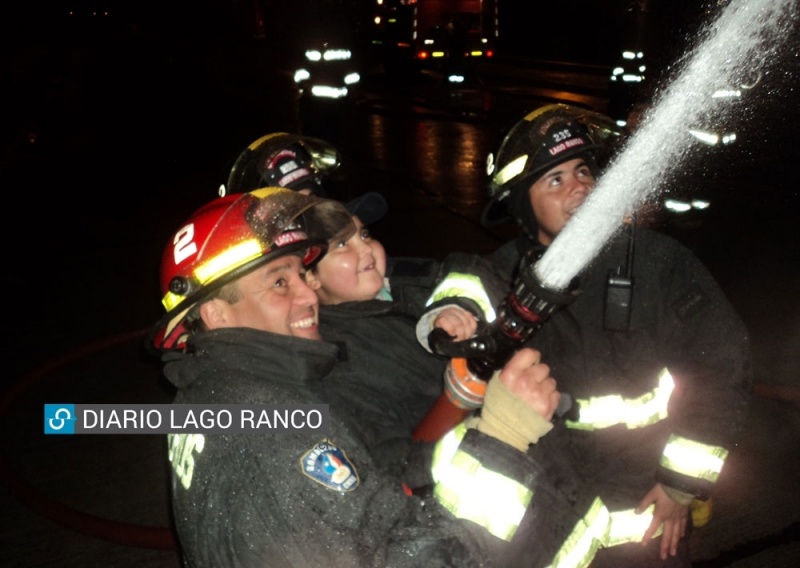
151,187,600,567
223,131,341,197
419,104,753,567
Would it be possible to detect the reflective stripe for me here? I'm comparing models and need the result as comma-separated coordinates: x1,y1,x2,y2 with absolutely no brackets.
194,239,264,286
493,154,528,188
607,506,660,547
660,434,729,483
431,424,532,541
431,426,662,563
425,273,497,323
566,368,674,431
546,500,659,568
161,238,264,311
431,423,468,483
547,497,608,568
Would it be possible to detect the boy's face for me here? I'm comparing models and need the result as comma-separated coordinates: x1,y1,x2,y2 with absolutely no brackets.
306,216,387,305
528,157,596,245
203,254,322,341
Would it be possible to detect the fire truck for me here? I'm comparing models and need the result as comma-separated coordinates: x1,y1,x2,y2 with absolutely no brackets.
373,0,498,73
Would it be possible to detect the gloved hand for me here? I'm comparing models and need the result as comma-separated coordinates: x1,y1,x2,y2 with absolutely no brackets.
476,348,558,451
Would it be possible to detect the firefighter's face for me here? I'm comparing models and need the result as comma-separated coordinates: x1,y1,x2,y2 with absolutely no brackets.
306,216,387,305
201,254,322,341
528,157,596,245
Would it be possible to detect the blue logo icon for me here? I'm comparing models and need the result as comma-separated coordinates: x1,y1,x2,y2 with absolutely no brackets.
45,404,76,434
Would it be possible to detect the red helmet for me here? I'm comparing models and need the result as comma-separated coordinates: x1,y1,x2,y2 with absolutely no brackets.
224,132,341,196
151,187,353,350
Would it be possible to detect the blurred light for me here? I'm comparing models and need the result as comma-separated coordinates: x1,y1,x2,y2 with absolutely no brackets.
612,67,624,76
665,199,692,213
311,86,348,99
448,74,465,83
691,200,711,210
294,69,310,83
323,49,351,61
374,16,381,25
622,74,643,82
712,89,741,99
470,50,483,57
305,50,322,62
688,129,720,145
416,51,430,60
344,72,361,85
622,51,636,59
616,119,628,128
424,39,434,45
432,51,445,58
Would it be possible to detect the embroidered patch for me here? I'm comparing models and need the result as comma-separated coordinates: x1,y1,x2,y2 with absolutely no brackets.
300,439,360,492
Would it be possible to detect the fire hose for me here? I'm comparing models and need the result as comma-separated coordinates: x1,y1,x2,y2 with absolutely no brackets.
412,248,580,442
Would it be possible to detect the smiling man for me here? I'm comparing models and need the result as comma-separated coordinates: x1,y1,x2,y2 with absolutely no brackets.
150,187,595,568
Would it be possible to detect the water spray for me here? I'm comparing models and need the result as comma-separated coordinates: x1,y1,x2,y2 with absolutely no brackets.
413,0,797,442
536,0,798,291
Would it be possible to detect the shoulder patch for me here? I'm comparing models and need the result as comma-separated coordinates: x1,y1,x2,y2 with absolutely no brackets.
300,439,360,492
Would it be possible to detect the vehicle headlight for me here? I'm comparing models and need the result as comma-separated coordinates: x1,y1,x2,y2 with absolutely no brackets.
323,49,351,61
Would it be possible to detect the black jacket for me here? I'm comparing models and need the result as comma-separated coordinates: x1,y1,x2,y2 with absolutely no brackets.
318,298,444,488
163,328,565,568
493,227,753,506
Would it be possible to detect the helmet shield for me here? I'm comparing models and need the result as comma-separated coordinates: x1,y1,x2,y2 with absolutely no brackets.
482,104,622,226
152,187,353,350
225,132,341,196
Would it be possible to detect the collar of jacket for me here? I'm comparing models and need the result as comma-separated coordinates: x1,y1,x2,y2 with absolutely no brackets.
319,299,395,320
164,327,339,389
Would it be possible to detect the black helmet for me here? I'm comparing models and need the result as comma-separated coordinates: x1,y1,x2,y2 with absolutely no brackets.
224,133,342,197
482,104,622,227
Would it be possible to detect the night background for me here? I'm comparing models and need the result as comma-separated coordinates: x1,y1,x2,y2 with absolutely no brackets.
1,0,798,566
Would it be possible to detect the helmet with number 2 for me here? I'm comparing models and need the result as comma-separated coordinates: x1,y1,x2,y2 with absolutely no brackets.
151,187,353,351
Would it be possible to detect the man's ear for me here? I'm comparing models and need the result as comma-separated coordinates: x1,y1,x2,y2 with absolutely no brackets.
199,299,232,330
305,270,322,291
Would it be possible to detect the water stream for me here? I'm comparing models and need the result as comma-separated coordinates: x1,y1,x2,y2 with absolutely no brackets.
535,0,798,290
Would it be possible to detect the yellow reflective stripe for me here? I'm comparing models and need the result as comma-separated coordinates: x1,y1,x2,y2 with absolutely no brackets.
660,434,729,483
607,505,659,546
430,422,468,483
434,449,532,541
194,238,264,284
493,154,528,187
566,369,674,431
546,501,660,568
547,497,609,568
162,290,186,312
162,239,265,311
425,273,497,323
